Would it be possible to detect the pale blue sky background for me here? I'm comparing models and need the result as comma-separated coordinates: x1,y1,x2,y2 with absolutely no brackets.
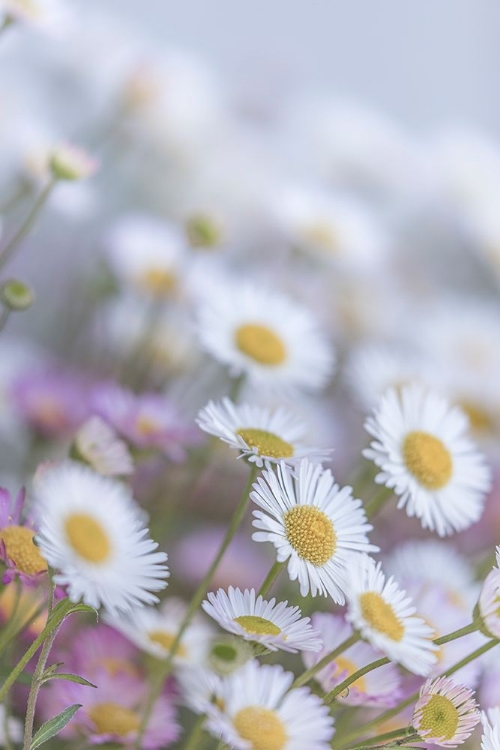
88,0,499,135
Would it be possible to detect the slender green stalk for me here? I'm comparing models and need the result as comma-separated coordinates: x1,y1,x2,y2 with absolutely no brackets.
183,714,207,750
0,15,13,37
0,179,55,271
292,633,361,689
434,622,478,645
364,486,393,518
0,307,10,332
133,464,259,749
347,726,415,750
257,560,286,598
324,656,389,703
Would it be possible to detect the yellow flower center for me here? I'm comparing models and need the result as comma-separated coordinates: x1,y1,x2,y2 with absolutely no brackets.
402,430,453,490
138,268,177,297
0,526,47,575
135,415,159,436
64,514,111,563
233,706,287,750
459,400,494,433
148,630,187,658
235,324,287,366
88,702,140,737
417,694,459,741
303,221,339,253
101,658,139,678
284,506,336,566
233,615,282,636
236,428,294,459
359,592,405,641
333,656,367,692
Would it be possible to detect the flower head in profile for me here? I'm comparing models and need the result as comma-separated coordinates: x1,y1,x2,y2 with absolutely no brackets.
0,487,47,584
202,586,322,653
413,677,479,747
345,554,438,676
206,660,335,750
196,279,335,393
364,383,491,536
73,416,133,477
197,397,331,467
251,459,377,602
33,461,169,613
49,143,98,181
482,708,500,750
478,565,500,639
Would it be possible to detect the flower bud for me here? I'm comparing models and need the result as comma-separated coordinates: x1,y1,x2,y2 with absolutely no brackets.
49,144,98,181
0,279,35,311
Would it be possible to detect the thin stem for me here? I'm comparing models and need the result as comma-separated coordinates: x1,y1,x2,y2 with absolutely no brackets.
0,15,13,37
0,179,55,271
257,560,286,599
292,633,361,689
133,463,259,750
22,620,62,749
324,657,389,704
348,726,415,750
364,486,393,518
183,714,207,750
434,622,478,645
0,307,10,333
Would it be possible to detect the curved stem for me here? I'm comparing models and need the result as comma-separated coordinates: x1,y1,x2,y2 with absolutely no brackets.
434,622,478,645
133,463,259,750
324,656,389,704
292,633,360,689
0,179,55,271
347,726,415,750
257,560,286,599
22,621,62,748
364,486,393,518
183,714,207,750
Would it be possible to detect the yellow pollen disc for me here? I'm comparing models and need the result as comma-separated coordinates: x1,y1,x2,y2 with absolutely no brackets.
149,630,187,657
0,526,47,575
233,615,282,636
138,268,177,297
233,706,287,750
303,222,339,253
101,658,138,678
418,694,459,741
236,428,294,459
88,702,140,736
360,592,405,641
284,505,336,566
402,430,453,490
135,415,159,436
459,400,494,433
235,324,287,366
333,656,367,692
64,514,111,563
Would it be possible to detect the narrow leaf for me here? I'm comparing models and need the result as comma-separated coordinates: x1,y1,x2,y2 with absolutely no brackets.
42,672,97,688
31,704,81,749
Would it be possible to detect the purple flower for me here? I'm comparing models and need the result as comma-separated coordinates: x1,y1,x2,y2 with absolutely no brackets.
0,487,47,585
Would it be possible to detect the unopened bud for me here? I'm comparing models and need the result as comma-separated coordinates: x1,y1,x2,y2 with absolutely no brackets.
0,279,35,311
186,213,223,249
49,144,98,181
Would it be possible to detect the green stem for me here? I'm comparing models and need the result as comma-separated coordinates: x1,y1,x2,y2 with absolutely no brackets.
0,598,72,704
0,179,55,271
348,727,415,750
228,374,246,403
434,622,478,645
0,307,10,333
133,463,259,749
257,560,286,598
364,486,393,518
183,714,207,750
292,633,361,689
324,657,389,704
0,15,13,37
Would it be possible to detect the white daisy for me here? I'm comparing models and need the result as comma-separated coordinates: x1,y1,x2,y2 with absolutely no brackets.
363,383,491,536
202,587,322,653
251,459,377,602
195,278,334,393
478,566,500,639
73,416,133,477
302,613,402,707
49,143,98,181
345,554,438,676
33,461,168,614
196,397,331,467
482,708,500,750
412,677,479,747
206,660,335,750
177,665,223,715
105,597,213,666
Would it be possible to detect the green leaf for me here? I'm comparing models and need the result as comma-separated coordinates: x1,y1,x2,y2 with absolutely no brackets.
31,704,82,749
67,603,99,619
42,672,97,688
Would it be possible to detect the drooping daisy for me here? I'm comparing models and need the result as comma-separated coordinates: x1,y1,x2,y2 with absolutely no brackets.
105,598,213,667
196,397,331,467
345,554,437,676
412,677,480,747
363,383,491,536
0,486,47,584
482,708,500,750
33,461,169,613
302,613,402,707
195,278,334,392
206,660,335,750
477,566,500,639
251,459,377,602
73,416,133,477
202,587,322,653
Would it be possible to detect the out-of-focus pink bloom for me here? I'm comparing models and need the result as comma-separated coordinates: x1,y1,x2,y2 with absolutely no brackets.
0,487,47,584
91,382,200,461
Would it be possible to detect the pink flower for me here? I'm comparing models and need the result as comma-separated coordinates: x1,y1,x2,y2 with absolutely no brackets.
0,487,47,585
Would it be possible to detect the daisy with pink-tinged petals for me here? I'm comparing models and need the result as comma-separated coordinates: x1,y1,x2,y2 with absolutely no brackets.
73,416,134,477
345,554,438,676
251,459,377,602
0,487,47,584
413,677,480,747
478,565,500,639
482,708,500,750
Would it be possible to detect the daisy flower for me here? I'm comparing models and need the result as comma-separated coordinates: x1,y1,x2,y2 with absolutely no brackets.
0,486,47,584
206,660,334,750
196,397,331,467
202,586,322,653
363,383,491,536
195,278,334,393
177,665,223,715
33,461,168,613
482,708,500,750
251,459,377,602
477,566,500,639
412,677,479,747
73,416,133,477
49,143,98,181
345,554,438,676
303,613,402,707
105,597,213,666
